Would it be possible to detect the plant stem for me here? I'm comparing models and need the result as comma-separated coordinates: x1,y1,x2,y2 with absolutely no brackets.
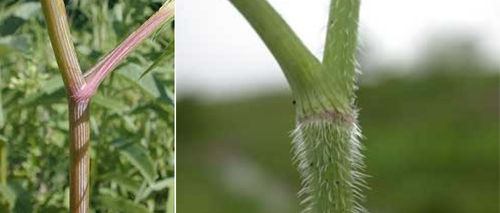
41,0,89,212
78,0,175,101
41,0,85,93
229,1,365,213
322,0,361,113
41,1,175,212
229,0,322,116
0,140,7,185
68,100,90,213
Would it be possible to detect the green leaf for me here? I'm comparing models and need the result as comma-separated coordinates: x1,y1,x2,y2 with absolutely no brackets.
117,63,161,99
99,195,149,213
15,76,65,109
0,87,4,128
13,2,41,20
102,173,141,193
41,76,64,95
0,36,29,54
0,182,33,213
153,74,174,106
92,94,128,113
139,42,174,79
0,44,13,56
150,178,173,191
111,140,157,184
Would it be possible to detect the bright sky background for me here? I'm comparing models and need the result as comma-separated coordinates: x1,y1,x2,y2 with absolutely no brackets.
176,0,500,99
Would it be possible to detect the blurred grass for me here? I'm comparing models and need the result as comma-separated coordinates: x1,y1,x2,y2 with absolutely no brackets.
177,71,499,213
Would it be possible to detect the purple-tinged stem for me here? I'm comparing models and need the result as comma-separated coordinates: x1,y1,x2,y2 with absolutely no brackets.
75,1,175,101
42,1,174,212
41,1,90,212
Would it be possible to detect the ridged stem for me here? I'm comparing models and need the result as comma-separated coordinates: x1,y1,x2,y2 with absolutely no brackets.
41,1,90,212
41,1,175,212
68,100,90,213
77,0,175,101
41,0,85,93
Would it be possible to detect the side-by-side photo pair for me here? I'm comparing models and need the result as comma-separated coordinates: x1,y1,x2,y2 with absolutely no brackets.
0,0,498,212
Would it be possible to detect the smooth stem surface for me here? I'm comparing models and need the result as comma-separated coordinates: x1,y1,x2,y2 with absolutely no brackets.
0,141,6,185
41,0,89,212
41,0,85,93
229,0,322,115
78,0,175,101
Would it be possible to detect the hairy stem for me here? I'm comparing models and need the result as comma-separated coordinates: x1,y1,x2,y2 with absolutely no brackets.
322,0,361,113
229,0,365,212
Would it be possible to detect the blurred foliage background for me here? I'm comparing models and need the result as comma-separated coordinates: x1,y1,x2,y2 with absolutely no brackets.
0,0,174,212
177,36,499,212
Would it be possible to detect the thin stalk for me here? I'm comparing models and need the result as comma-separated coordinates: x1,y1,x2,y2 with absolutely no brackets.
0,140,6,185
229,0,322,116
229,1,366,213
322,0,361,113
77,1,175,101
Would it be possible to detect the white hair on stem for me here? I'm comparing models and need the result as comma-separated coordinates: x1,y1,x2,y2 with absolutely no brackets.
291,112,367,213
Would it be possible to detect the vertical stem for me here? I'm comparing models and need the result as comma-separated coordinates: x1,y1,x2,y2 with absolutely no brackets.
0,140,7,185
41,1,89,212
40,0,85,93
322,0,360,112
69,101,90,213
229,0,365,212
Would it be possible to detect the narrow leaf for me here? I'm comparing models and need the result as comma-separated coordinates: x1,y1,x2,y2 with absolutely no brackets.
139,42,174,79
99,196,149,213
111,140,157,184
117,63,161,98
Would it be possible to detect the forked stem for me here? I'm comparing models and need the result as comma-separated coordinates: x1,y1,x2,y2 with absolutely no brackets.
229,0,365,212
77,1,175,101
41,1,89,212
40,0,174,212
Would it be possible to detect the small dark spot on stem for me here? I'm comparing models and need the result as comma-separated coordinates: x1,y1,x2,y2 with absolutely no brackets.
292,100,296,105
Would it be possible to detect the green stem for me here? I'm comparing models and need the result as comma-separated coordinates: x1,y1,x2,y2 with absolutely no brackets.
229,0,322,116
41,0,85,94
229,1,365,213
322,0,361,113
0,139,7,185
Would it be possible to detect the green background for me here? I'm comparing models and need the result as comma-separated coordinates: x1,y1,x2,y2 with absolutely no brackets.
178,38,499,213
